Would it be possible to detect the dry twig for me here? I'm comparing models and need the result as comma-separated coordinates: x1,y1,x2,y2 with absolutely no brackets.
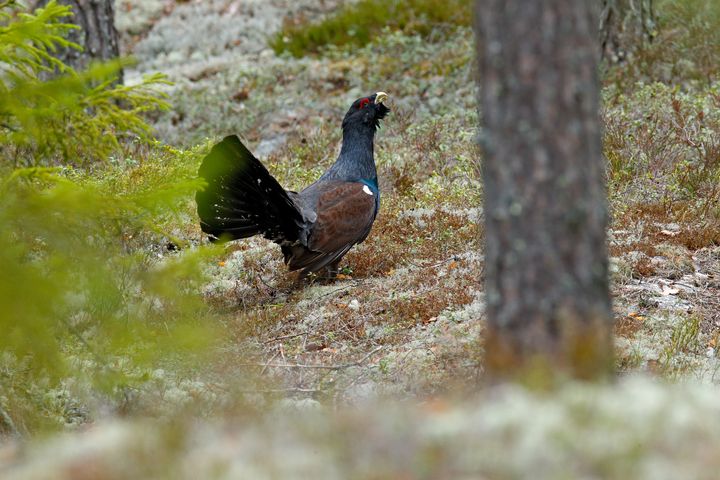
242,346,384,371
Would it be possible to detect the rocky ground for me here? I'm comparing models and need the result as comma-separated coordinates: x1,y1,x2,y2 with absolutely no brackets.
2,0,720,477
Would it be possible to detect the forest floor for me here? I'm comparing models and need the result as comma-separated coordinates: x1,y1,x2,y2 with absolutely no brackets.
2,0,720,478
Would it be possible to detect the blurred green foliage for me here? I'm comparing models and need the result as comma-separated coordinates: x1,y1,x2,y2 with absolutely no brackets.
270,0,471,57
0,0,170,167
0,165,219,432
0,1,219,434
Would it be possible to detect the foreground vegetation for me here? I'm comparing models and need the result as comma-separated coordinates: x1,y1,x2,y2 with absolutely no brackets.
2,0,720,476
0,1,218,434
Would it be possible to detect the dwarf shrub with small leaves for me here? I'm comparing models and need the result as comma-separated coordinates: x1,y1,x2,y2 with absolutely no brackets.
604,82,720,217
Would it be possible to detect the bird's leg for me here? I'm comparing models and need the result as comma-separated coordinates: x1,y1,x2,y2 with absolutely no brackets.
294,261,342,287
322,260,341,281
295,269,313,287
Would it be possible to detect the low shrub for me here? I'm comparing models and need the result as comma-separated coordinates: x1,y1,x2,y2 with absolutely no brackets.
270,0,471,57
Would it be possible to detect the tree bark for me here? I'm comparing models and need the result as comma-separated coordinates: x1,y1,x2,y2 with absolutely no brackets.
475,0,614,380
34,0,122,82
600,0,655,64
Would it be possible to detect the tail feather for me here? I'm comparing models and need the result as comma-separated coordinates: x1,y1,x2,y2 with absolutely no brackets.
196,135,303,243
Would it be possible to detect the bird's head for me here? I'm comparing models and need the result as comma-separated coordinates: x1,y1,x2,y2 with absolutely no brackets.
342,92,390,131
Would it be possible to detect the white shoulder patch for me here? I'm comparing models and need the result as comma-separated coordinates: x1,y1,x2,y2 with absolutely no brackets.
362,185,374,196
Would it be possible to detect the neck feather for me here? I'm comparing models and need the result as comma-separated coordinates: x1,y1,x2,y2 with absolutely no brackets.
324,124,377,181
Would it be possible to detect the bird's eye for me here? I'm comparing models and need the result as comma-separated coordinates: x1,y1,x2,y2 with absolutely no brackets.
359,98,370,109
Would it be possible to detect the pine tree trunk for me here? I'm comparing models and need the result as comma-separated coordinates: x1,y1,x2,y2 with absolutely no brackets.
600,0,655,64
474,0,614,380
34,0,122,82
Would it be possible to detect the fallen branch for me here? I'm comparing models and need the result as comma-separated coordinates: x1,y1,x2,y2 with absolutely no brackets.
237,387,321,394
243,346,384,371
262,331,314,344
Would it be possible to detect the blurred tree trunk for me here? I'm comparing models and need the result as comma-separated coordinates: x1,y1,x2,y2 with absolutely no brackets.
34,0,122,82
474,0,613,381
600,0,655,64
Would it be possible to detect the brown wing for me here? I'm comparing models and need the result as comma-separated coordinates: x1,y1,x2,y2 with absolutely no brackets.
286,181,377,273
309,182,377,252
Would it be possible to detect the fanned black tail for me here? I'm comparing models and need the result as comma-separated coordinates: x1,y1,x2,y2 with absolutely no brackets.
196,135,303,243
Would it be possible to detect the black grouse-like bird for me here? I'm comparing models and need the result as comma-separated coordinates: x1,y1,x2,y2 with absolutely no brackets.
196,92,389,279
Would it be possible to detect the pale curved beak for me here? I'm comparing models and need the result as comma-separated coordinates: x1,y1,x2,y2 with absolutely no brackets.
375,92,388,104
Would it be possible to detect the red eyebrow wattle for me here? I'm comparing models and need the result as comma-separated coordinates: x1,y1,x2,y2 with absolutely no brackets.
359,98,370,108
